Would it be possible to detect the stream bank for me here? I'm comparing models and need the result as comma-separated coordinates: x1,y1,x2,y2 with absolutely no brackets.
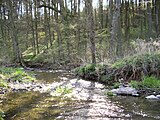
0,70,160,120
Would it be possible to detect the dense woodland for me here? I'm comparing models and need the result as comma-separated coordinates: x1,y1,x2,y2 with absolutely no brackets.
0,0,160,67
1,1,160,119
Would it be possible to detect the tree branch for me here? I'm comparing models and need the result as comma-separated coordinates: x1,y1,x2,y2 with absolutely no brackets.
38,5,61,13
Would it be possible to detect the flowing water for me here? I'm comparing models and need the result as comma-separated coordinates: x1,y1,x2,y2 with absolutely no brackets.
0,70,160,120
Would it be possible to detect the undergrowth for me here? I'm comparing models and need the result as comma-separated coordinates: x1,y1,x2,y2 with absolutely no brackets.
0,67,36,87
130,76,160,90
75,52,160,87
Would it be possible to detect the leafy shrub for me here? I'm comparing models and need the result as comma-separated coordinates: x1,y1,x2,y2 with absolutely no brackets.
141,76,160,89
112,82,120,89
100,75,114,82
0,67,36,84
130,80,139,89
74,66,85,74
84,64,96,73
74,64,96,75
112,53,160,69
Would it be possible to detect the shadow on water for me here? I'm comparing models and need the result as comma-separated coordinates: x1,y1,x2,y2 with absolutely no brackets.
111,96,160,120
2,92,47,119
1,91,85,120
0,71,160,120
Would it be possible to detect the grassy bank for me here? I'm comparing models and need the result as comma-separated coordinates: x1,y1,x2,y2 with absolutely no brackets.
75,53,160,91
0,67,36,87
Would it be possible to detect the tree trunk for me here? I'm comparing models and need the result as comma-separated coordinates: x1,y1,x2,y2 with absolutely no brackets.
8,0,23,64
85,0,96,64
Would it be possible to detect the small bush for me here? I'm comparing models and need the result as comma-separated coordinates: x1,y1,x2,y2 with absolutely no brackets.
84,64,96,73
74,66,85,74
100,75,114,82
112,82,120,89
130,80,139,89
74,64,96,74
112,53,160,69
0,67,36,84
141,76,160,89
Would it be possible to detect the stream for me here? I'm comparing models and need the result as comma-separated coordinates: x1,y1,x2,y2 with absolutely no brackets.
0,70,160,120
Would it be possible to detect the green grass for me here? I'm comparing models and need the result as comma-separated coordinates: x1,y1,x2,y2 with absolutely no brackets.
112,53,160,69
100,75,113,82
0,67,36,87
75,64,107,75
112,82,120,89
141,76,160,89
129,76,160,89
130,80,139,89
74,64,96,75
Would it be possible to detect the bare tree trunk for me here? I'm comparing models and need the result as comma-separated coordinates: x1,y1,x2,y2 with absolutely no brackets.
147,2,152,39
8,0,23,64
77,0,81,54
34,1,40,54
29,1,36,55
99,0,103,29
85,0,96,64
110,0,121,61
53,2,63,60
74,0,77,15
44,3,49,48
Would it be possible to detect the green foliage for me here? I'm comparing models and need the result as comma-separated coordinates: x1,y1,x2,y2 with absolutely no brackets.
130,80,139,89
112,53,160,69
75,64,107,75
141,76,160,89
0,79,8,87
112,82,120,89
0,110,5,120
32,54,45,63
74,64,96,74
95,64,106,72
84,64,96,73
100,75,113,82
106,91,115,97
0,67,36,84
74,66,85,74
